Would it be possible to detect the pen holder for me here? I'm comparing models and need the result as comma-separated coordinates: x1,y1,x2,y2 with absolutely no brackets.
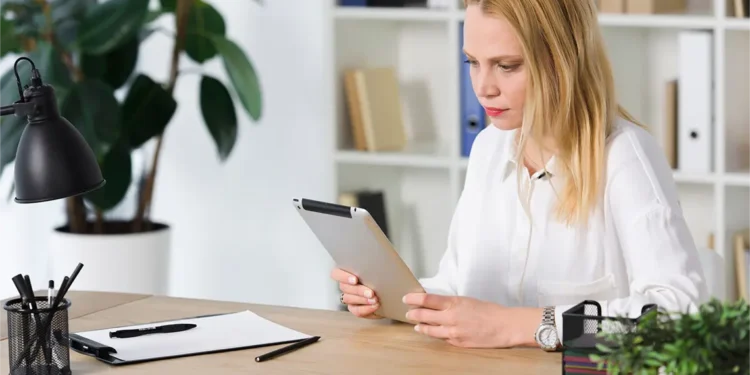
4,297,72,375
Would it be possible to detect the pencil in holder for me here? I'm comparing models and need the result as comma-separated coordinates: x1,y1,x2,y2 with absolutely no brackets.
4,297,72,375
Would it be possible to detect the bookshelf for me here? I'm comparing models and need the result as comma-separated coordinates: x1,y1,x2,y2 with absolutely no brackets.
325,0,750,301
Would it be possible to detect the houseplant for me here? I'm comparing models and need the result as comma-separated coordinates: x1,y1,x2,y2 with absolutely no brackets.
0,0,262,293
590,298,750,375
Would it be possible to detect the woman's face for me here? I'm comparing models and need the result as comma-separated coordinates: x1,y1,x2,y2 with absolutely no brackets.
463,5,527,131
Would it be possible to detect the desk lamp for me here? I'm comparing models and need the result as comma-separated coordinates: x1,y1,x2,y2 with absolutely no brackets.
0,56,105,202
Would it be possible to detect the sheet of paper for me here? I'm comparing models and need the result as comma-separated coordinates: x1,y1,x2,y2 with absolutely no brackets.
73,310,312,362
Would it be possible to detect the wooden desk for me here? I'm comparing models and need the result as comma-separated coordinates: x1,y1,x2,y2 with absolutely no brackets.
1,291,561,374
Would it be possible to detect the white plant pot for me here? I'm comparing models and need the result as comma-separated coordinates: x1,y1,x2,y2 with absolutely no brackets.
48,222,171,295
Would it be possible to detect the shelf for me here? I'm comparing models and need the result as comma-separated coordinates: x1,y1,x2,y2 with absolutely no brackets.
725,173,750,186
724,18,750,30
672,172,718,184
334,7,452,21
334,143,453,169
597,14,717,29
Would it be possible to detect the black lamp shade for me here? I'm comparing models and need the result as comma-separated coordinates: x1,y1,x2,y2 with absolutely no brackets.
13,84,105,203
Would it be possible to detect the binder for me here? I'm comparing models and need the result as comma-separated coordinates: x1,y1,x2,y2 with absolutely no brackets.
69,310,314,366
459,22,486,157
677,30,713,174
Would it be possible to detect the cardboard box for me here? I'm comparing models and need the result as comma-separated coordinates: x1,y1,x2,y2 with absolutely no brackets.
599,0,625,13
626,0,687,14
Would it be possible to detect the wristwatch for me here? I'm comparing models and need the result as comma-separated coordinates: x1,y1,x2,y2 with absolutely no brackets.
535,306,561,352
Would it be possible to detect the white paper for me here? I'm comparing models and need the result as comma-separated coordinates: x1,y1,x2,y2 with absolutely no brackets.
73,310,312,362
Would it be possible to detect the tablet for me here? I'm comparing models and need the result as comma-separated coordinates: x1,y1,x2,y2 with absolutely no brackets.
292,197,424,323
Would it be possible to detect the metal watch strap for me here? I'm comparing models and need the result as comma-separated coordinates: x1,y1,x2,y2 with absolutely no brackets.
542,306,555,326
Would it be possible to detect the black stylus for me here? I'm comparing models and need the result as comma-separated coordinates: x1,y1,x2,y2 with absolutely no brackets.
109,323,197,338
255,336,320,362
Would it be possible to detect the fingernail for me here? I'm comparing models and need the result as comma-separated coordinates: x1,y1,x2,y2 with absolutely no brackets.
348,276,356,284
368,298,377,304
405,311,411,320
402,295,407,303
414,324,420,332
365,290,373,298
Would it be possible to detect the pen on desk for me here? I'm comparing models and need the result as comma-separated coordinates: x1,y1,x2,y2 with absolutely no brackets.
255,336,321,363
109,323,197,338
48,280,55,305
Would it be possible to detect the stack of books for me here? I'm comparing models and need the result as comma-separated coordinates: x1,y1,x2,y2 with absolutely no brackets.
562,348,608,375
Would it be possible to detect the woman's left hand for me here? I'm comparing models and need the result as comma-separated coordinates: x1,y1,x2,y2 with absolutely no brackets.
403,293,543,349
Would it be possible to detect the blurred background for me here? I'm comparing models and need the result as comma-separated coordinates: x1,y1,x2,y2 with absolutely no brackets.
0,0,748,312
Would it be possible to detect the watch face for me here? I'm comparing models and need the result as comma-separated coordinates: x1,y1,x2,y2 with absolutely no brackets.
539,326,558,347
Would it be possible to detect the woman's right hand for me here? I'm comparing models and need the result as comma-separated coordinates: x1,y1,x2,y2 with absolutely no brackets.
331,268,382,319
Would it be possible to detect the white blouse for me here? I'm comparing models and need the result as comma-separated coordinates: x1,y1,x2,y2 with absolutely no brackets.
418,116,709,342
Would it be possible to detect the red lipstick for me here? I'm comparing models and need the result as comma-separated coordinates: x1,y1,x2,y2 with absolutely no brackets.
484,107,507,117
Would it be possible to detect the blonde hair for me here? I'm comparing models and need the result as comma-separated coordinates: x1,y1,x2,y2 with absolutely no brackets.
463,0,643,227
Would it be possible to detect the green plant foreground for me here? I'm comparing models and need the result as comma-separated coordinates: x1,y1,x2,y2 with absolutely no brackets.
591,298,750,375
0,0,262,233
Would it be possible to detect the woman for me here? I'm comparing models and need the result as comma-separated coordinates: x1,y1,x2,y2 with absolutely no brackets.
331,0,708,351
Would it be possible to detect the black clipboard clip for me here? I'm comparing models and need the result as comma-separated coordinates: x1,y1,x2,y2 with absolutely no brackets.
69,334,118,361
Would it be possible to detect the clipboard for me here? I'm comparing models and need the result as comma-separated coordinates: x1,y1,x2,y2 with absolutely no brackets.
69,310,314,366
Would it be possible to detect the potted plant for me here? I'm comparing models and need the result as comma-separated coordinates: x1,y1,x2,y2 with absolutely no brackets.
590,298,750,375
0,0,262,294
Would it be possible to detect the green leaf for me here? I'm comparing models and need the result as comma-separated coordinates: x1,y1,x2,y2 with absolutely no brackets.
207,34,262,121
60,79,122,156
75,0,149,55
159,0,176,12
29,41,74,100
1,1,43,39
50,0,97,47
200,75,237,161
1,17,22,56
81,35,139,90
184,1,225,63
0,70,24,173
84,143,131,211
121,74,177,148
51,0,95,23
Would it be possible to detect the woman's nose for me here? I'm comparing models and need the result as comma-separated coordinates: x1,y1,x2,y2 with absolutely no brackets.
474,70,500,98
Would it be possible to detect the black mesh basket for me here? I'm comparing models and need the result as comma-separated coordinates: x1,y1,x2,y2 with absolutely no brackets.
4,297,72,375
560,300,660,374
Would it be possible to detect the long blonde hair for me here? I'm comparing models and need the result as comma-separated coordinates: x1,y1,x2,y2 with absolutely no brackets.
464,0,643,227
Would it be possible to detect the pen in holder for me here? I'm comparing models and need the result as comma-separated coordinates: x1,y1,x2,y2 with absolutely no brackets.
4,297,72,375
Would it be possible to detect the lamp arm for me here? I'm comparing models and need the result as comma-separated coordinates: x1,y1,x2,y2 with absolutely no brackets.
0,101,36,118
0,105,14,117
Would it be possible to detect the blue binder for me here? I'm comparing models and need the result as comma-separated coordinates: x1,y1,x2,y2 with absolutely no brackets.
459,22,486,158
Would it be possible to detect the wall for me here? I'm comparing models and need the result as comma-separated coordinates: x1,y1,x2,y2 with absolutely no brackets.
0,0,338,311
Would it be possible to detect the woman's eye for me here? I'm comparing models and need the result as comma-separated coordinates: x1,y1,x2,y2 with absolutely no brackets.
499,64,518,72
463,59,478,66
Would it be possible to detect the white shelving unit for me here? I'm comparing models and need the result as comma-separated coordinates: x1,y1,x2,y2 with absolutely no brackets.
325,0,750,301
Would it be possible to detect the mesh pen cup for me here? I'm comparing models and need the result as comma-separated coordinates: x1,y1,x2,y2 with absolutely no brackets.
4,297,72,375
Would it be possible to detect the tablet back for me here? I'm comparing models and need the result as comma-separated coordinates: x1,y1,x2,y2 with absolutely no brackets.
293,198,424,323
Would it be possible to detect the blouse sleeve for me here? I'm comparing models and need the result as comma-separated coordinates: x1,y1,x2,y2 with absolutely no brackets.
553,134,710,341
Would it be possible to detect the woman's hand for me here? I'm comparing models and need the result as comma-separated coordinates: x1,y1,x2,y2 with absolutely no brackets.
330,268,382,319
403,293,543,348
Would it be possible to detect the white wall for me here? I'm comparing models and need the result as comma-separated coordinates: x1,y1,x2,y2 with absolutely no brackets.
0,0,339,311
